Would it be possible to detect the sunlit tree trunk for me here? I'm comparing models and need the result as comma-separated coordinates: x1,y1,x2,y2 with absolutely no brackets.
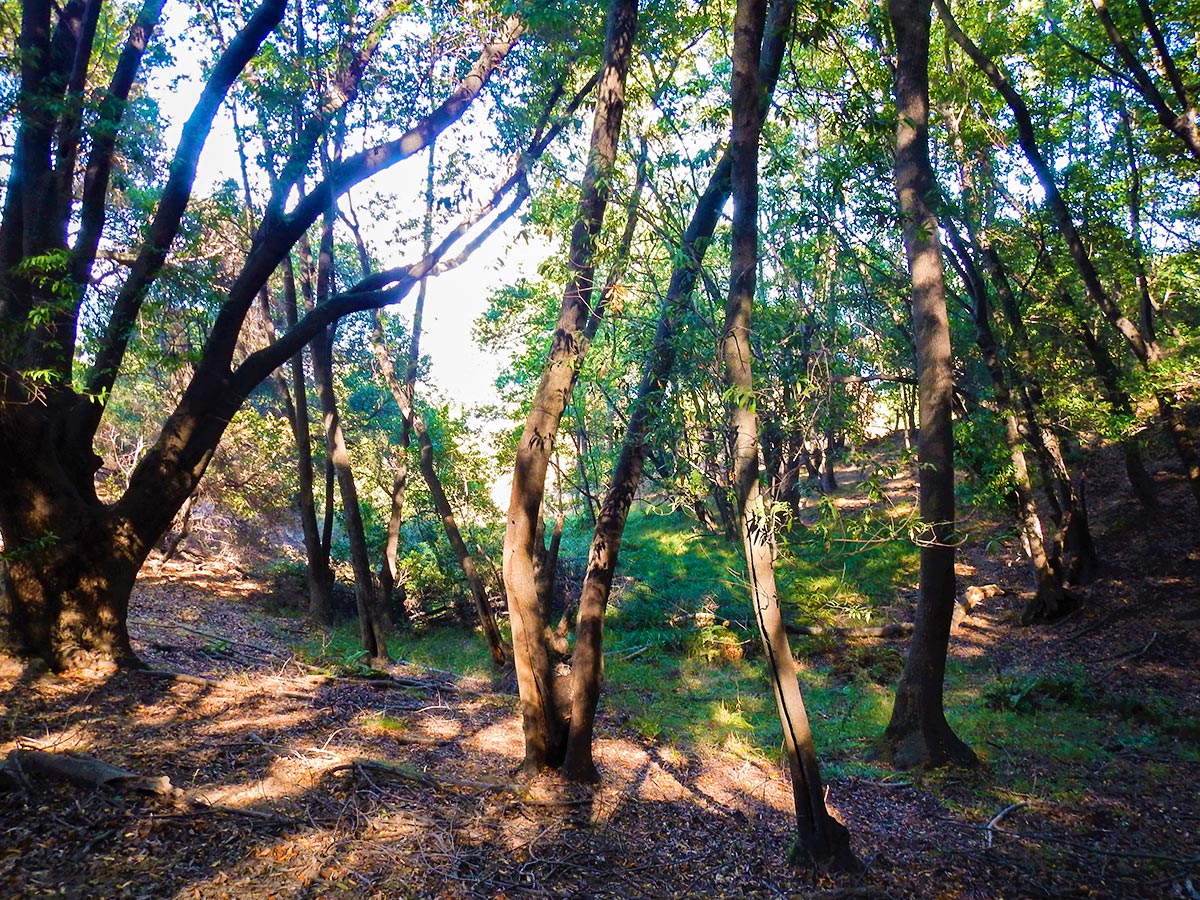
716,0,860,869
503,0,638,771
879,0,977,770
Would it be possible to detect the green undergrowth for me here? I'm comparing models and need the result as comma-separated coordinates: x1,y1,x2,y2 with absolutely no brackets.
295,623,496,680
286,499,1191,800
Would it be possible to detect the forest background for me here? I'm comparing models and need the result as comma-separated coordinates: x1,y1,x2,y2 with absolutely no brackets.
0,0,1198,895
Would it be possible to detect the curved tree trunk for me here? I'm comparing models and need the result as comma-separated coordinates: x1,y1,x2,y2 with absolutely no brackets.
879,0,976,771
718,0,859,871
502,0,638,772
0,4,520,671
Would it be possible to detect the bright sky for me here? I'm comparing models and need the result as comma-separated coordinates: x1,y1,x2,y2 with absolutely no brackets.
162,13,544,417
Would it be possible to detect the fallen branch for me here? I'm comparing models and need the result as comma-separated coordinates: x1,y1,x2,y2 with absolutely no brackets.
1094,632,1158,664
2,747,299,825
985,801,1029,848
0,749,172,795
130,619,282,657
607,644,651,661
988,826,1200,864
336,758,515,794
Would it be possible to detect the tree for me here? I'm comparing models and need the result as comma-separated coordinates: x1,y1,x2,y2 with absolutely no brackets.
718,0,860,867
874,0,977,770
562,0,800,785
0,0,523,670
503,0,639,771
935,0,1200,512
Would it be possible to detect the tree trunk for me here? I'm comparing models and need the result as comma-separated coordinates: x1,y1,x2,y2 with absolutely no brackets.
370,317,509,668
0,406,143,669
277,257,336,624
879,0,976,771
0,5,521,671
503,0,638,772
307,218,389,664
377,142,437,615
954,243,1071,621
717,0,859,871
936,0,1200,511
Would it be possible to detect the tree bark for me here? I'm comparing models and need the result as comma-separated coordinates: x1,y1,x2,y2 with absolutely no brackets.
945,232,1071,621
503,0,638,771
718,0,859,870
879,0,977,771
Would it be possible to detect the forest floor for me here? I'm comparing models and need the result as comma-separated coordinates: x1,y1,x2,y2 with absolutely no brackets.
2,441,1198,899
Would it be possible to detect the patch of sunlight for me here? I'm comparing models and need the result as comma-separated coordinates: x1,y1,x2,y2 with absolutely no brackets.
8,727,95,754
414,715,462,740
655,745,690,769
188,754,324,808
461,719,524,761
719,731,767,762
711,699,755,732
199,705,319,735
354,712,409,734
693,754,792,815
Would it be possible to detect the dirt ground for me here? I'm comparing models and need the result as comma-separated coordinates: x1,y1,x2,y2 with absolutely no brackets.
2,448,1198,899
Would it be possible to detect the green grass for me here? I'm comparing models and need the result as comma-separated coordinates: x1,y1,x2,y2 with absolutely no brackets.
295,622,495,678
291,498,1191,807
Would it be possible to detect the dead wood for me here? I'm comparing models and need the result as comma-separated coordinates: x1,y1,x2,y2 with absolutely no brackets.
130,619,283,657
985,800,1029,847
1,749,174,795
337,758,516,793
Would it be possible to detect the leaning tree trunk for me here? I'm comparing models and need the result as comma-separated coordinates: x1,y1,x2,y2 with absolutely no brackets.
936,0,1200,512
949,235,1071,621
0,3,521,672
369,316,509,668
502,0,639,772
719,0,859,870
879,0,977,771
563,0,800,784
307,217,389,664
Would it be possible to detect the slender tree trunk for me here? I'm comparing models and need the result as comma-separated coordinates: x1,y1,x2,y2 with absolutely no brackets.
879,0,976,770
954,242,1070,620
308,217,389,663
378,142,437,614
936,0,1200,511
715,0,859,870
503,0,638,771
279,257,336,623
369,317,509,667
